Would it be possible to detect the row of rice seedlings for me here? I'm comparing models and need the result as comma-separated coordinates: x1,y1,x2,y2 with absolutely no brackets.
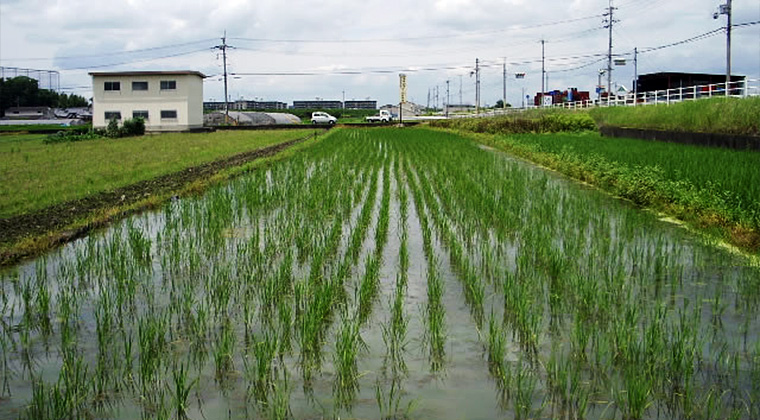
413,165,487,327
403,156,446,372
404,135,549,412
357,161,392,325
332,311,366,412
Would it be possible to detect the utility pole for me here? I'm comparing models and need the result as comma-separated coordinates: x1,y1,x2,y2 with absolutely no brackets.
541,40,546,106
475,58,481,115
459,75,463,106
714,0,733,90
427,88,431,110
435,86,439,110
213,31,234,124
502,60,507,110
603,1,618,95
446,80,450,118
633,47,638,105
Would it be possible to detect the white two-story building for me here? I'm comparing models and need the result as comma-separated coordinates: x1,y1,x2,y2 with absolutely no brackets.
90,70,205,132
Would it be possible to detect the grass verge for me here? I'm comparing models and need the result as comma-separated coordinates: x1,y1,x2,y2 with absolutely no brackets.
434,127,760,254
589,96,760,136
0,130,327,266
0,129,318,217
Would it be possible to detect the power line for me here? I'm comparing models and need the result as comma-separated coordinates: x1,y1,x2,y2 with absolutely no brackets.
228,14,605,45
58,48,210,71
0,39,217,62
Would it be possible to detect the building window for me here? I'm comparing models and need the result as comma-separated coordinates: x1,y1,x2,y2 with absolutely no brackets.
132,81,149,91
105,111,122,120
104,81,120,91
133,110,149,120
160,80,177,90
160,110,178,119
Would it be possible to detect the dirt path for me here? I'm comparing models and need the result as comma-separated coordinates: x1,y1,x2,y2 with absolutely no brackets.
0,136,310,263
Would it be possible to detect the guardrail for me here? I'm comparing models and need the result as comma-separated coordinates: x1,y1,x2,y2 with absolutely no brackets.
452,78,759,118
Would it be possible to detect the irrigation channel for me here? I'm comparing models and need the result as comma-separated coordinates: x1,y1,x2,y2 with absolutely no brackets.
1,127,759,420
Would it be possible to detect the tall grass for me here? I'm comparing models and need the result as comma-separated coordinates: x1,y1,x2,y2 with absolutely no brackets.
590,96,760,136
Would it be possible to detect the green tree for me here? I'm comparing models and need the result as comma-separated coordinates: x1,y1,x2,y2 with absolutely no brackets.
494,100,512,109
0,76,89,116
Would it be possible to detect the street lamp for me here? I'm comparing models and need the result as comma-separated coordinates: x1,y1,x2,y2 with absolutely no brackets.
714,0,732,92
597,69,606,103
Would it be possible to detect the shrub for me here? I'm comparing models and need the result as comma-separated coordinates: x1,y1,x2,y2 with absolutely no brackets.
43,130,102,144
429,111,597,134
122,117,146,137
106,118,121,138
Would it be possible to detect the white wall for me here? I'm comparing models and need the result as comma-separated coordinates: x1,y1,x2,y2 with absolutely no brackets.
91,73,203,131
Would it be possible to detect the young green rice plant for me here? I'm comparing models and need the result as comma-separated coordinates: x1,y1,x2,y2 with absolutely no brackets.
375,373,418,420
333,313,366,412
261,372,292,420
214,317,237,382
244,328,280,402
425,265,446,373
168,361,198,419
138,311,168,399
485,311,511,406
358,254,381,325
513,359,539,420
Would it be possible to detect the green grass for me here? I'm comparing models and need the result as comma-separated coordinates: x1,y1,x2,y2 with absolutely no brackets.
466,129,760,251
589,97,760,136
0,129,314,218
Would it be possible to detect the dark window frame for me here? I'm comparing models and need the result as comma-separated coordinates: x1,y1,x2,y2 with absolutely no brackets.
104,81,120,91
160,80,177,90
104,111,122,120
160,110,178,119
132,110,149,120
132,81,149,91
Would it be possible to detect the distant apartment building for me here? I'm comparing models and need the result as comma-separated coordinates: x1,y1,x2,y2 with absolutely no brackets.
90,70,205,131
344,100,377,110
203,101,233,111
292,100,343,109
233,100,288,110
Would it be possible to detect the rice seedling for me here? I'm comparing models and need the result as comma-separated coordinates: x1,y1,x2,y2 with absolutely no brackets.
3,127,760,419
168,362,197,419
213,317,236,383
333,312,366,412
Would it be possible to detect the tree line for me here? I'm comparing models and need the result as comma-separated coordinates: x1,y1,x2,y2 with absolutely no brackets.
0,76,88,116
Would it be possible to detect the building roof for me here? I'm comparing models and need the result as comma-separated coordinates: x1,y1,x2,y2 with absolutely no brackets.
88,70,206,78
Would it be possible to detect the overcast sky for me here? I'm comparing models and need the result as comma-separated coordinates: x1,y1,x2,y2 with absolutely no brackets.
1,0,759,107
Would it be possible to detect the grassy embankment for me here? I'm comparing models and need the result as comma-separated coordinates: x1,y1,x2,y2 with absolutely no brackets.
590,96,760,135
430,97,760,253
0,129,324,263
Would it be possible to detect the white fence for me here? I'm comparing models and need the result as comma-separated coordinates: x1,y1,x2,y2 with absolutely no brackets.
455,78,759,118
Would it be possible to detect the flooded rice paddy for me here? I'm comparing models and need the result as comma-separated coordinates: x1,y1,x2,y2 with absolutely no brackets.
1,127,759,419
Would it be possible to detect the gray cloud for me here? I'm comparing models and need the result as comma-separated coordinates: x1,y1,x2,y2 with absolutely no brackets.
1,0,758,106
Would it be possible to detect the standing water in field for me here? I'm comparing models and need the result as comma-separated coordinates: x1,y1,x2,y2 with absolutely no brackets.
1,127,759,420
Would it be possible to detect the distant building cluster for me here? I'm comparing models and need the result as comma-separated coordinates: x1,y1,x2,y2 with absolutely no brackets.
0,106,92,127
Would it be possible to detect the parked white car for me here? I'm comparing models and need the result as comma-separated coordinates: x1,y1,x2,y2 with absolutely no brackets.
310,111,337,125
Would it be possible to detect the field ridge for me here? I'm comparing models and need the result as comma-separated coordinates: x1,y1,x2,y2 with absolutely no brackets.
0,134,312,265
